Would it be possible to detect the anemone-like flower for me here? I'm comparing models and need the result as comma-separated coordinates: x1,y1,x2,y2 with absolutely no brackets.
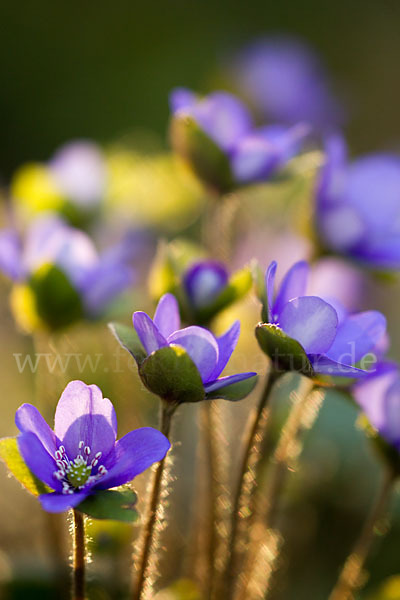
316,134,400,270
354,362,400,449
133,293,256,396
15,380,170,513
229,35,343,131
0,215,145,328
183,260,229,310
170,87,308,186
262,260,386,377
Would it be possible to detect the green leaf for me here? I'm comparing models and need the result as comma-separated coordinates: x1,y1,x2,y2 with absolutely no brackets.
139,345,205,404
109,322,147,364
255,322,314,378
205,374,258,401
29,263,83,330
78,489,139,522
195,266,253,325
169,114,234,193
0,437,49,496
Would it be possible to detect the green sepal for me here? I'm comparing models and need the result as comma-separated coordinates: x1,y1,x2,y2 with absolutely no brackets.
169,114,234,194
78,488,139,522
139,345,205,405
108,322,147,365
0,437,50,496
195,266,253,325
29,263,83,330
255,322,314,377
205,374,258,402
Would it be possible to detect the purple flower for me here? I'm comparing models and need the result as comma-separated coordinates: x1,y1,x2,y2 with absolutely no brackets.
183,260,229,309
170,88,308,186
316,134,400,270
263,260,386,377
308,257,366,315
15,380,170,513
354,362,400,449
0,215,139,319
230,35,343,131
133,293,256,396
49,140,107,208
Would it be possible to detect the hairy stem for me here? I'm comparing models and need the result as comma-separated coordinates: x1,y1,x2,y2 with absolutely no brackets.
236,380,322,600
201,402,219,599
328,468,395,600
224,369,280,600
72,509,86,600
133,403,174,600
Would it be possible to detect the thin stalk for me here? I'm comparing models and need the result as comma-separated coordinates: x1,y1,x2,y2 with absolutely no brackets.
72,509,86,600
200,191,238,598
328,468,396,600
133,403,174,600
223,369,279,600
201,402,219,599
236,380,321,600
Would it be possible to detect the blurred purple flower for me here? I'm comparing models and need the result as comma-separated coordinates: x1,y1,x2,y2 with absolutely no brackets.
0,215,140,317
170,88,308,184
133,293,256,394
316,135,400,270
265,260,386,377
49,140,107,207
15,380,170,513
230,35,343,131
354,362,400,449
183,260,229,309
309,257,366,315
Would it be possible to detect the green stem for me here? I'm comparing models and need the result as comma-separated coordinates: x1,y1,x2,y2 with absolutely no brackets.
328,468,395,600
201,402,218,599
133,403,174,600
224,369,279,600
72,509,86,600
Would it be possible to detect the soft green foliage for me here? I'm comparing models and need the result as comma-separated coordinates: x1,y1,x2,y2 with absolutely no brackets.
78,489,139,522
0,437,49,496
29,263,83,330
255,322,314,377
170,114,233,193
109,321,147,364
205,373,258,401
139,344,205,405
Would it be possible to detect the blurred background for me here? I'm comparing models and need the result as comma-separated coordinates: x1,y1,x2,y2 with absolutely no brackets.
1,1,400,599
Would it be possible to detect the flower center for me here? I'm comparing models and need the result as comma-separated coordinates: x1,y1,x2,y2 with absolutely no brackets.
53,441,107,494
66,456,92,488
